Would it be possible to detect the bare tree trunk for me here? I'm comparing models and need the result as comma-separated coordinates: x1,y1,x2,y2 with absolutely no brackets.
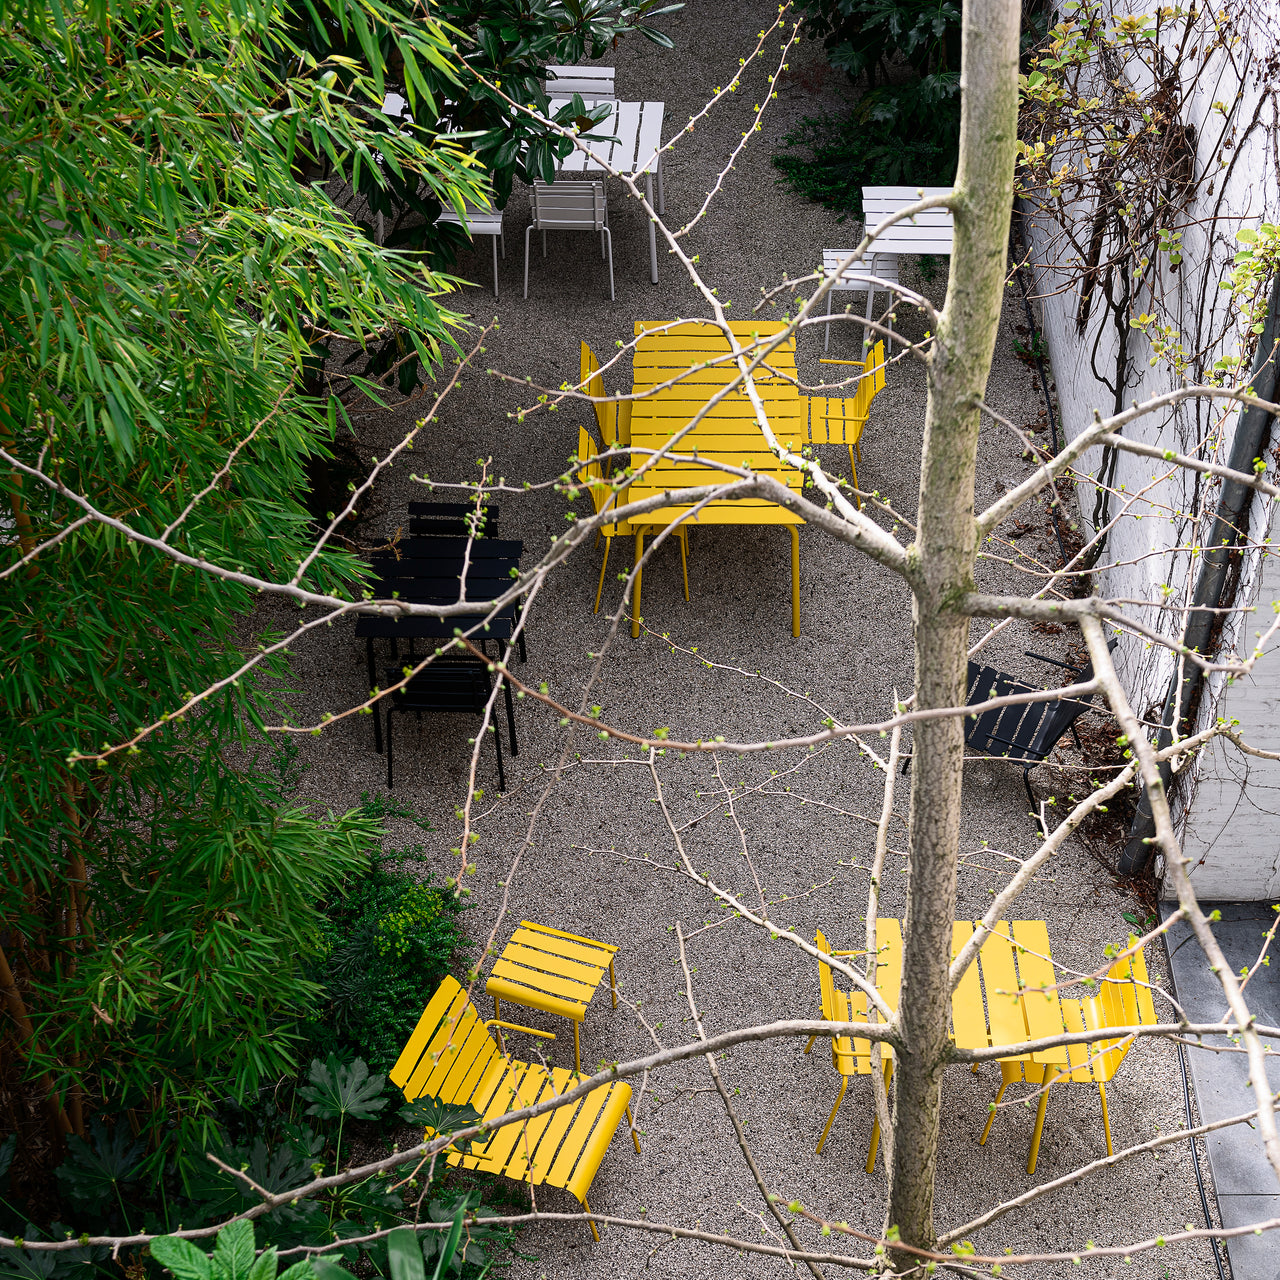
885,0,1022,1256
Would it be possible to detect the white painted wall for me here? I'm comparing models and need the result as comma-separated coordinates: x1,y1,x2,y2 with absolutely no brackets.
1022,1,1280,896
1182,537,1280,898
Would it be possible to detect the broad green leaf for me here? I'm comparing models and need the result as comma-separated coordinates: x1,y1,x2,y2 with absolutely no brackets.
300,1054,389,1122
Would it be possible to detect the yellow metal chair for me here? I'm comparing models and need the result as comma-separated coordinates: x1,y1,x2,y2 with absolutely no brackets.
392,975,640,1240
805,930,888,1160
486,920,624,1073
576,425,688,614
809,340,887,506
979,939,1159,1174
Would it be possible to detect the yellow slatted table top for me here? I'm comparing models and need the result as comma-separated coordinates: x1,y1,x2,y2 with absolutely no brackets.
835,919,1068,1067
486,920,616,1024
625,320,805,527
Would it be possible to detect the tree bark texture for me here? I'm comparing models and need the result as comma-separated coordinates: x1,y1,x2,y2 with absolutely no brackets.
885,0,1022,1255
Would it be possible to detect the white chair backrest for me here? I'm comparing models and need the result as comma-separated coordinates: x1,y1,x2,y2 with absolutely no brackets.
544,65,615,98
861,186,955,255
531,180,606,232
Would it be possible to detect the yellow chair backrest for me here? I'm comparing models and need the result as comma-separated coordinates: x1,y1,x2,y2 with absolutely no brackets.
580,342,608,441
808,341,885,446
390,975,504,1108
814,931,871,1076
1087,939,1157,1080
576,426,614,520
815,929,838,1021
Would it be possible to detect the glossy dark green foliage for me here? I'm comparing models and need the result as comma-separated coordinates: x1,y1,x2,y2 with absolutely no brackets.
772,88,959,219
0,0,483,1182
283,0,682,231
792,0,961,88
305,862,471,1073
778,0,960,212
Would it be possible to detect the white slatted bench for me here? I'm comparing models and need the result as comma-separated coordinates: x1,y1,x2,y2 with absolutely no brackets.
822,185,954,350
545,65,616,98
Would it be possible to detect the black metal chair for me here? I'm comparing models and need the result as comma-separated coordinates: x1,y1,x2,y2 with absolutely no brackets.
406,501,499,539
382,658,518,791
902,647,1110,812
961,649,1109,809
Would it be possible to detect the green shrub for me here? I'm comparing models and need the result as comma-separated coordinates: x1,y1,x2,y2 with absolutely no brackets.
772,85,959,221
306,860,471,1073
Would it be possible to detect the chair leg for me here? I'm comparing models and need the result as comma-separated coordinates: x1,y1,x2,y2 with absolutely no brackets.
602,225,614,302
1098,1081,1113,1156
848,443,862,510
979,1079,1009,1145
1028,1078,1054,1175
625,1103,642,1153
657,154,665,215
385,707,395,789
789,526,800,638
594,535,612,613
609,958,618,1008
583,1198,601,1242
492,713,506,792
523,225,532,298
492,997,506,1058
368,638,382,753
502,676,518,755
824,289,833,352
573,1021,581,1073
804,1035,818,1054
631,531,643,639
815,1076,847,1154
600,228,606,261
491,233,499,298
678,528,689,601
1023,767,1037,816
499,230,505,258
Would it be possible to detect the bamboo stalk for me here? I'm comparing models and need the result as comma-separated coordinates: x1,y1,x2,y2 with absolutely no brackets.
0,941,72,1139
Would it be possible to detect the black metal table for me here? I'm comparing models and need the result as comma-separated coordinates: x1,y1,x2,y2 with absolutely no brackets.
356,536,525,752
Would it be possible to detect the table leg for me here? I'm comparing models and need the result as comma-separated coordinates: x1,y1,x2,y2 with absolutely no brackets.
632,531,644,639
645,172,658,285
1027,1076,1054,1174
368,638,382,755
789,526,800,637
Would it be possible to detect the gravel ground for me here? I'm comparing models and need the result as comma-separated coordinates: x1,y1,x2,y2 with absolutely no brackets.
262,4,1223,1275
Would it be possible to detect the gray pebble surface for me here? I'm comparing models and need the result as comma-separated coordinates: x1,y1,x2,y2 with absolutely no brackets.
257,2,1225,1274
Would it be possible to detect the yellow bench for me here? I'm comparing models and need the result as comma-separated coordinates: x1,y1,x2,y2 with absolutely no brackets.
392,975,641,1240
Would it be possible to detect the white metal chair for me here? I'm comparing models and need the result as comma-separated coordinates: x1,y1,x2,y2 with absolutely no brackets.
820,250,901,352
524,181,613,301
436,198,504,297
822,185,955,350
544,66,615,98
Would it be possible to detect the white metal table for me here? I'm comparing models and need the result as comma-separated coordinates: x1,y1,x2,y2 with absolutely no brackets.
549,98,666,284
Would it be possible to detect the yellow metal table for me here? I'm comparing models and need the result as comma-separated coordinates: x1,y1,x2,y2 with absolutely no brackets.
486,920,619,1073
625,320,807,637
828,919,1068,1168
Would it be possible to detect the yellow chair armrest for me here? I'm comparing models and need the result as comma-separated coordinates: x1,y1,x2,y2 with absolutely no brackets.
486,1019,556,1040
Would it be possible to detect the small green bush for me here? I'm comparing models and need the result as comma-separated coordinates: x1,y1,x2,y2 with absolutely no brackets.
306,859,471,1073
